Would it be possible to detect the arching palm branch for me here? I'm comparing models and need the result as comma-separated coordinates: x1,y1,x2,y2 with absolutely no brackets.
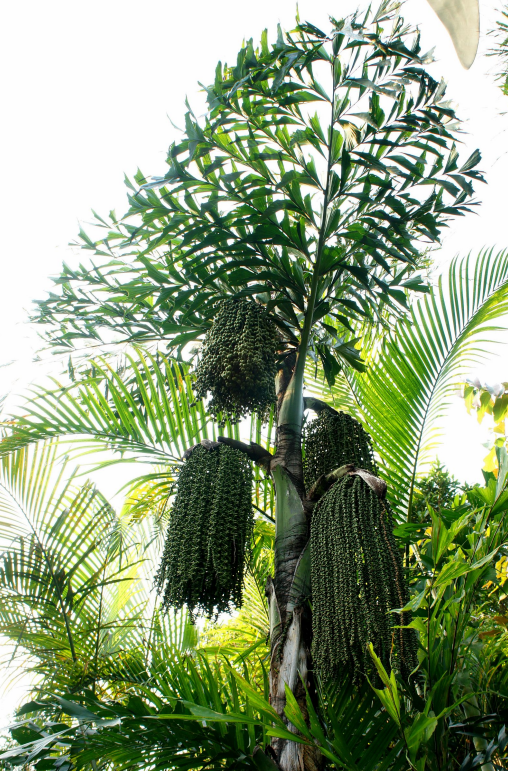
0,440,194,701
307,249,508,520
0,350,277,524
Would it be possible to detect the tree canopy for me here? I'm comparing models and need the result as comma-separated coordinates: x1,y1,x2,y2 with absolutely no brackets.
35,5,481,380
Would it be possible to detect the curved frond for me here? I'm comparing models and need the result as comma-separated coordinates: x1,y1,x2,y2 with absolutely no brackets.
1,650,273,771
0,441,154,695
1,348,278,528
1,350,208,464
354,249,508,519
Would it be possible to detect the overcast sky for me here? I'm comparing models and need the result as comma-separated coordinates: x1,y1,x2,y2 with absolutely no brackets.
1,0,508,725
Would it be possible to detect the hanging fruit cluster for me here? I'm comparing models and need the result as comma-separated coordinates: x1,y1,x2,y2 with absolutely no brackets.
303,410,377,490
155,444,253,618
311,474,417,684
194,298,278,424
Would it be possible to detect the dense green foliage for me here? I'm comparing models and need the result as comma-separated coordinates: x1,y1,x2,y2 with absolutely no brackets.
2,2,508,769
32,6,481,366
412,460,462,522
311,475,415,684
1,650,276,771
3,463,508,770
155,444,253,618
194,298,278,424
0,442,135,696
303,411,377,490
2,250,508,768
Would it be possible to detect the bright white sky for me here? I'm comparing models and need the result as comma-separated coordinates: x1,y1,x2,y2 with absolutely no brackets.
0,0,508,718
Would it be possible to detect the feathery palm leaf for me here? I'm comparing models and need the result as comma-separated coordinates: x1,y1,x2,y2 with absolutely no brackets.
0,441,155,696
1,649,275,771
304,359,363,418
489,4,508,95
355,249,508,519
1,349,277,526
300,250,508,522
2,644,411,771
1,350,209,463
34,8,482,360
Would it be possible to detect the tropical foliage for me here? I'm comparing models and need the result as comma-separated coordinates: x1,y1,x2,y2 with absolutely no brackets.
0,4,507,771
308,247,508,522
3,255,508,771
463,377,508,479
2,454,508,770
0,441,197,698
33,4,481,365
411,460,462,522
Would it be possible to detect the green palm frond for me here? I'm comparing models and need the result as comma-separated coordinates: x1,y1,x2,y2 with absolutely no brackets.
1,350,209,463
304,360,363,419
489,4,508,95
1,349,277,532
34,10,483,356
354,249,508,519
0,441,157,696
2,653,408,771
2,650,274,771
270,676,407,771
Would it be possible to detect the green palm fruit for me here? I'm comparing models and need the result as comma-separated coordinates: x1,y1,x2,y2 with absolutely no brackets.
311,474,418,684
303,410,377,490
155,444,253,618
194,298,278,424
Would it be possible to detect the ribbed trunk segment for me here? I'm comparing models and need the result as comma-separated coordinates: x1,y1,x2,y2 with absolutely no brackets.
268,355,322,771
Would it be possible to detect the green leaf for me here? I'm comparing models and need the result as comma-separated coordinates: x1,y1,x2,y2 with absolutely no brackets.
405,712,438,761
368,644,401,727
349,250,508,520
496,444,508,498
283,685,312,737
434,548,499,587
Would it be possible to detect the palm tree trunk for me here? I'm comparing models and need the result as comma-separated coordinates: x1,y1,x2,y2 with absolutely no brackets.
267,354,321,771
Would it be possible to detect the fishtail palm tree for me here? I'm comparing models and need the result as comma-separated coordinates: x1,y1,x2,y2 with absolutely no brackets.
4,5,508,770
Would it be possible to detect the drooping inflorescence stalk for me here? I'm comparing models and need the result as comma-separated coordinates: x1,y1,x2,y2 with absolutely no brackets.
310,474,418,684
303,410,377,490
155,444,253,618
194,298,278,424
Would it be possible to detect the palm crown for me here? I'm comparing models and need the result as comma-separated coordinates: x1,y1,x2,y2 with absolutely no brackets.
35,6,481,371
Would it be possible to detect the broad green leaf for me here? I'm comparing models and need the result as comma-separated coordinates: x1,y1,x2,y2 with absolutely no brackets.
434,548,499,587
